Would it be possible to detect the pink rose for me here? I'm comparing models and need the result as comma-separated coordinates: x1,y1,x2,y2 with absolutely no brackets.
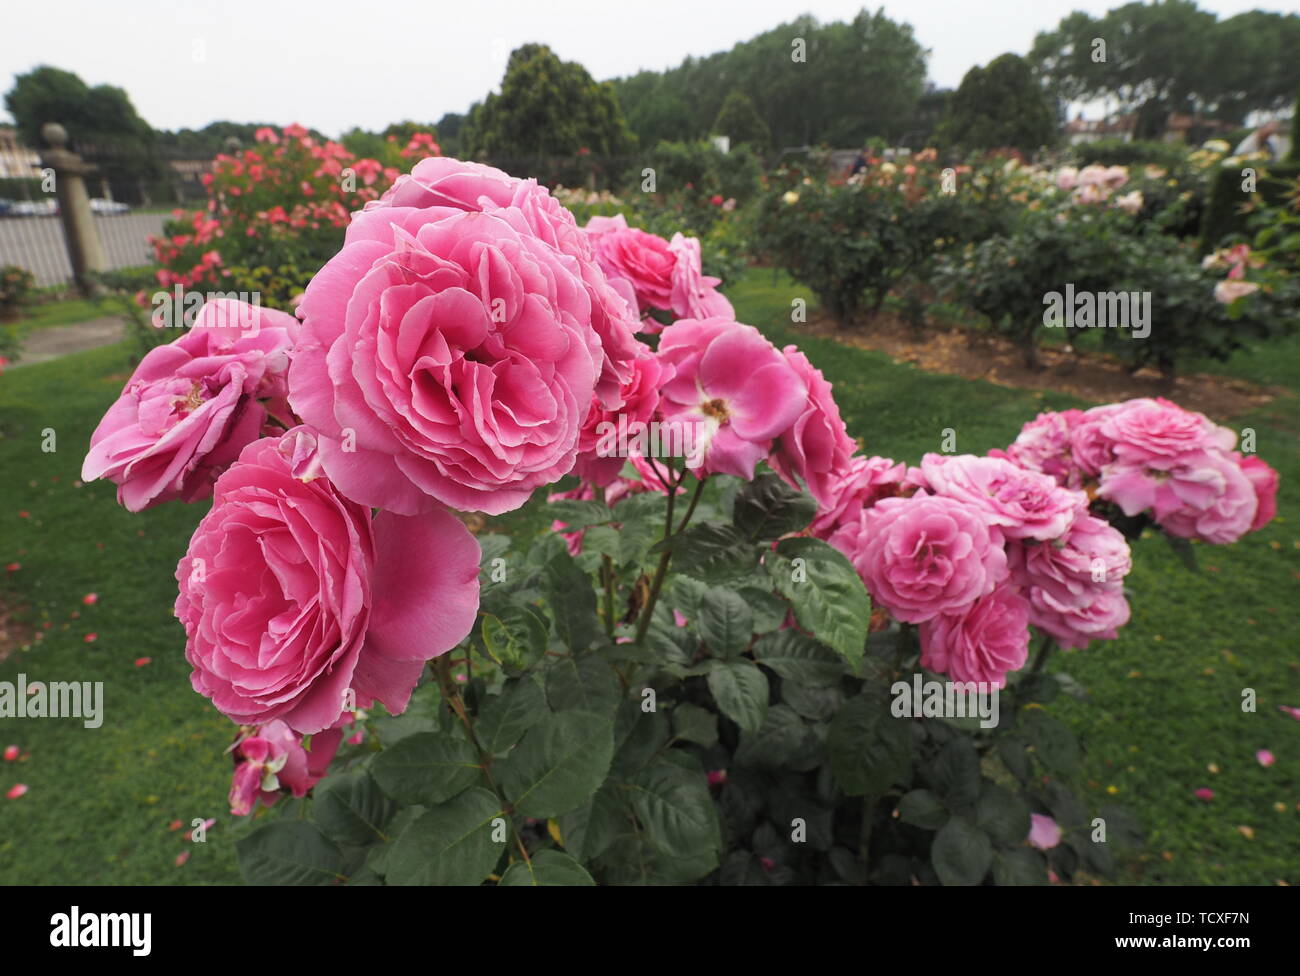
853,495,1008,623
1214,279,1260,304
1100,398,1235,464
1004,409,1086,487
1101,449,1257,544
1025,584,1130,649
82,300,298,511
228,719,344,816
770,347,856,505
373,157,638,408
919,453,1085,541
1010,513,1131,612
656,317,807,480
668,232,734,320
1237,454,1278,532
176,428,480,734
1069,403,1127,477
919,583,1030,688
812,455,909,544
574,348,675,486
289,205,602,515
1027,813,1061,850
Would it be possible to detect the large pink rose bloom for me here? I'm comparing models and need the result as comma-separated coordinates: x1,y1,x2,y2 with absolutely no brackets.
1237,454,1279,532
1026,585,1130,649
920,584,1030,688
82,300,298,512
770,347,856,506
656,317,807,480
1100,449,1258,544
1100,397,1235,464
373,157,638,408
1004,409,1086,487
919,453,1085,541
290,205,603,515
228,719,343,816
176,428,480,735
1068,403,1126,477
812,455,910,545
574,347,674,486
853,494,1008,623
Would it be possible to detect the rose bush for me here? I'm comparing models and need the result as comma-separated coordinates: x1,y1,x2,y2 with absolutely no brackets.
86,155,1279,886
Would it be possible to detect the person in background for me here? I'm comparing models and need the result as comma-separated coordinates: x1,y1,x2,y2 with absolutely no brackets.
1234,120,1280,160
850,145,871,176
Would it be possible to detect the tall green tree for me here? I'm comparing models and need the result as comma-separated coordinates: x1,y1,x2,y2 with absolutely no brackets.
937,54,1056,154
462,44,634,161
711,91,770,150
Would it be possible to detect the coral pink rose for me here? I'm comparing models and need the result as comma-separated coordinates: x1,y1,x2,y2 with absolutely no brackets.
289,205,603,515
228,719,344,816
373,157,638,408
82,299,298,512
1237,454,1278,532
656,317,807,480
919,583,1030,688
852,495,1008,623
919,453,1085,541
176,428,480,734
770,347,856,505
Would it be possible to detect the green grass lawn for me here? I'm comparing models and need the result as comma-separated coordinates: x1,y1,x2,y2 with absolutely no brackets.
0,270,1295,885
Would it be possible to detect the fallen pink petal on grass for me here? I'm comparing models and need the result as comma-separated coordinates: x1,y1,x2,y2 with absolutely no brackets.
82,593,98,605
7,784,28,799
168,819,182,831
84,633,97,643
1256,749,1275,767
1279,706,1300,721
3,745,18,762
1195,788,1215,802
174,851,190,866
134,657,151,667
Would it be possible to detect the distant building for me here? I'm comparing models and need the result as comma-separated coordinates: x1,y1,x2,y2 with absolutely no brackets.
0,126,42,179
1064,114,1135,145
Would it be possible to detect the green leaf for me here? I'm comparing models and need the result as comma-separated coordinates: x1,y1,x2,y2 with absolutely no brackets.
827,686,911,796
546,499,612,530
545,653,622,719
738,586,790,634
767,537,870,672
898,789,949,830
706,659,770,733
558,786,622,862
624,760,723,859
611,701,672,778
663,522,759,582
975,783,1031,846
475,676,546,756
735,703,822,770
996,734,1032,783
386,788,505,886
672,702,718,747
993,847,1048,885
498,849,596,886
497,711,615,819
236,821,346,886
732,472,818,542
1025,712,1080,775
752,630,845,686
480,605,548,672
931,817,993,886
544,552,601,652
613,492,669,567
311,770,396,847
370,732,481,806
696,587,753,658
930,737,981,814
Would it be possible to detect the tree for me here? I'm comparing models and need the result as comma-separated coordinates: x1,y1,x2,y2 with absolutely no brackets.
462,44,634,162
937,54,1056,154
711,91,770,151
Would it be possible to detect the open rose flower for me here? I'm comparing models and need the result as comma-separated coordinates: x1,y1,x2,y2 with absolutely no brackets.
1100,398,1235,464
574,347,674,486
920,583,1030,687
371,156,638,407
919,453,1085,541
82,299,298,511
656,317,807,480
1237,454,1279,532
290,204,603,515
1011,512,1131,605
1100,449,1258,544
1026,584,1130,649
851,494,1008,623
176,428,480,734
813,455,910,545
228,719,343,816
1003,409,1086,487
770,346,856,505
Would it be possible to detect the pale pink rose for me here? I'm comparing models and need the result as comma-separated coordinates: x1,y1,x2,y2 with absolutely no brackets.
1004,409,1087,487
574,348,675,486
1114,190,1143,214
1054,167,1078,191
1077,164,1109,187
1027,813,1062,850
1103,165,1128,188
667,232,734,320
919,453,1085,541
919,583,1030,688
176,428,480,735
82,300,299,512
1026,583,1130,649
1214,279,1260,304
1100,398,1235,465
769,347,856,505
1237,454,1278,532
1010,513,1131,612
1256,749,1275,767
1101,449,1258,543
656,318,807,480
1074,182,1108,204
851,494,1008,623
289,205,602,516
372,156,638,408
228,719,344,816
812,455,910,544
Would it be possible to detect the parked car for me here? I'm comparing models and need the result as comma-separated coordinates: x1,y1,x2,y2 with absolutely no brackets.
89,198,129,215
0,199,13,216
9,199,58,216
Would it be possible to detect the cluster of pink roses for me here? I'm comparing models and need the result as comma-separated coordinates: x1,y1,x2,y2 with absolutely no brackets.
1203,243,1264,304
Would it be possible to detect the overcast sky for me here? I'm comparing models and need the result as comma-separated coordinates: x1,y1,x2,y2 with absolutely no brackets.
2,0,1295,135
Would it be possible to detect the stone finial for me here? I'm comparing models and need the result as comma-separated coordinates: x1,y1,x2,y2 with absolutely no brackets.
41,122,68,148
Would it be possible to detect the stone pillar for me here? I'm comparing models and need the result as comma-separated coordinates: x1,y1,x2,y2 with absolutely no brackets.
38,122,108,295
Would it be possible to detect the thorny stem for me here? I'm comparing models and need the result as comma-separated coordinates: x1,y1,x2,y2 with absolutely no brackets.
431,655,531,867
634,469,708,645
602,554,616,640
